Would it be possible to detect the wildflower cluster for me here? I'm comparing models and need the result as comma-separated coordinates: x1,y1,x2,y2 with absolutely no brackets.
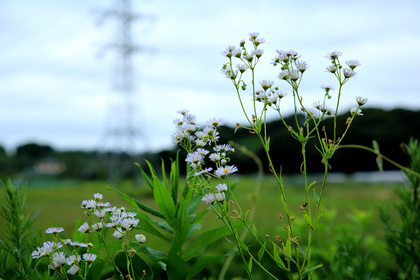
79,193,143,243
32,193,146,279
217,33,370,279
172,110,237,204
31,226,96,278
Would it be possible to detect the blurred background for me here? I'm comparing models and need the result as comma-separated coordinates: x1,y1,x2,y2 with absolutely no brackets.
1,0,420,180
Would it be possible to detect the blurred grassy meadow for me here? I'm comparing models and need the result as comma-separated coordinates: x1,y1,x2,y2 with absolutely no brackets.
0,174,402,277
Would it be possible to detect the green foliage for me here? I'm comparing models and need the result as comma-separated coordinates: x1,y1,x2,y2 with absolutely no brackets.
0,179,41,280
109,153,237,279
380,138,420,279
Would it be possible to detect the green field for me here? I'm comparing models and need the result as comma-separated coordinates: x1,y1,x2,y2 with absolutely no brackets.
0,176,403,278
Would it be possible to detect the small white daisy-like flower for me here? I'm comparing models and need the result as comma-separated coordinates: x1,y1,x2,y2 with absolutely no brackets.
350,107,363,116
252,49,264,58
122,212,137,219
171,129,190,144
66,255,81,266
290,69,300,81
215,144,233,153
83,199,96,210
194,167,213,176
208,118,223,128
196,148,209,156
346,59,361,70
236,63,248,73
90,222,103,232
215,165,239,178
202,193,216,205
113,230,124,239
120,218,139,230
45,227,64,235
185,151,203,164
343,68,356,78
69,241,87,248
231,47,243,58
326,65,337,73
253,37,265,46
183,113,196,124
325,50,343,60
195,139,206,148
96,201,111,208
277,91,287,99
51,252,67,269
260,80,274,91
93,209,107,219
40,241,59,254
106,222,119,228
93,193,103,201
215,192,225,203
278,70,289,80
83,253,97,264
67,264,79,275
321,85,334,93
356,96,368,106
209,153,221,162
242,52,255,63
295,60,309,72
216,183,228,193
183,123,196,133
31,247,44,259
249,32,260,40
177,109,189,115
135,234,146,243
221,65,238,80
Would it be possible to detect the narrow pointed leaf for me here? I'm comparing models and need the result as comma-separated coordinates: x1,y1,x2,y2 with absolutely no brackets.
107,186,164,219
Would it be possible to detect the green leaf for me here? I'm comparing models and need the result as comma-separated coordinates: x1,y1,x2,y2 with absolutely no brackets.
301,263,323,278
257,241,266,261
161,159,168,192
266,136,271,151
136,211,171,241
167,246,187,280
183,222,245,261
170,152,180,204
138,246,167,263
186,193,202,215
107,186,164,219
313,187,320,204
248,257,253,273
303,212,313,231
153,176,176,222
285,238,292,256
281,194,289,213
187,255,225,279
113,251,153,280
238,239,249,252
373,140,383,172
171,197,190,251
306,179,317,192
134,162,154,190
273,245,287,271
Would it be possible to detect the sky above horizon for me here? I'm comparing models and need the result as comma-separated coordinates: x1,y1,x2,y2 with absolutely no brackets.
1,0,420,154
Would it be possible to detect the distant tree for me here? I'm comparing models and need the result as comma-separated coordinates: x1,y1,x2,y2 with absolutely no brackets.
14,143,55,170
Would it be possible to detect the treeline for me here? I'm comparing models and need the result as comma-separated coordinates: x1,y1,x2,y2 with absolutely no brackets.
1,108,419,181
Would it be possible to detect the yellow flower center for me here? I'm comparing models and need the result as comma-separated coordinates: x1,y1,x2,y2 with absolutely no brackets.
223,168,230,174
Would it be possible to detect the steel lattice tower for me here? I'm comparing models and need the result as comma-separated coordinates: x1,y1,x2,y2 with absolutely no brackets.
97,0,150,181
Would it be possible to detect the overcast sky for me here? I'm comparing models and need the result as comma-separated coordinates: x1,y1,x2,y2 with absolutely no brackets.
1,0,420,154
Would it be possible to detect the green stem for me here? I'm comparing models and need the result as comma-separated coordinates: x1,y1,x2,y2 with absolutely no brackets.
340,144,420,179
